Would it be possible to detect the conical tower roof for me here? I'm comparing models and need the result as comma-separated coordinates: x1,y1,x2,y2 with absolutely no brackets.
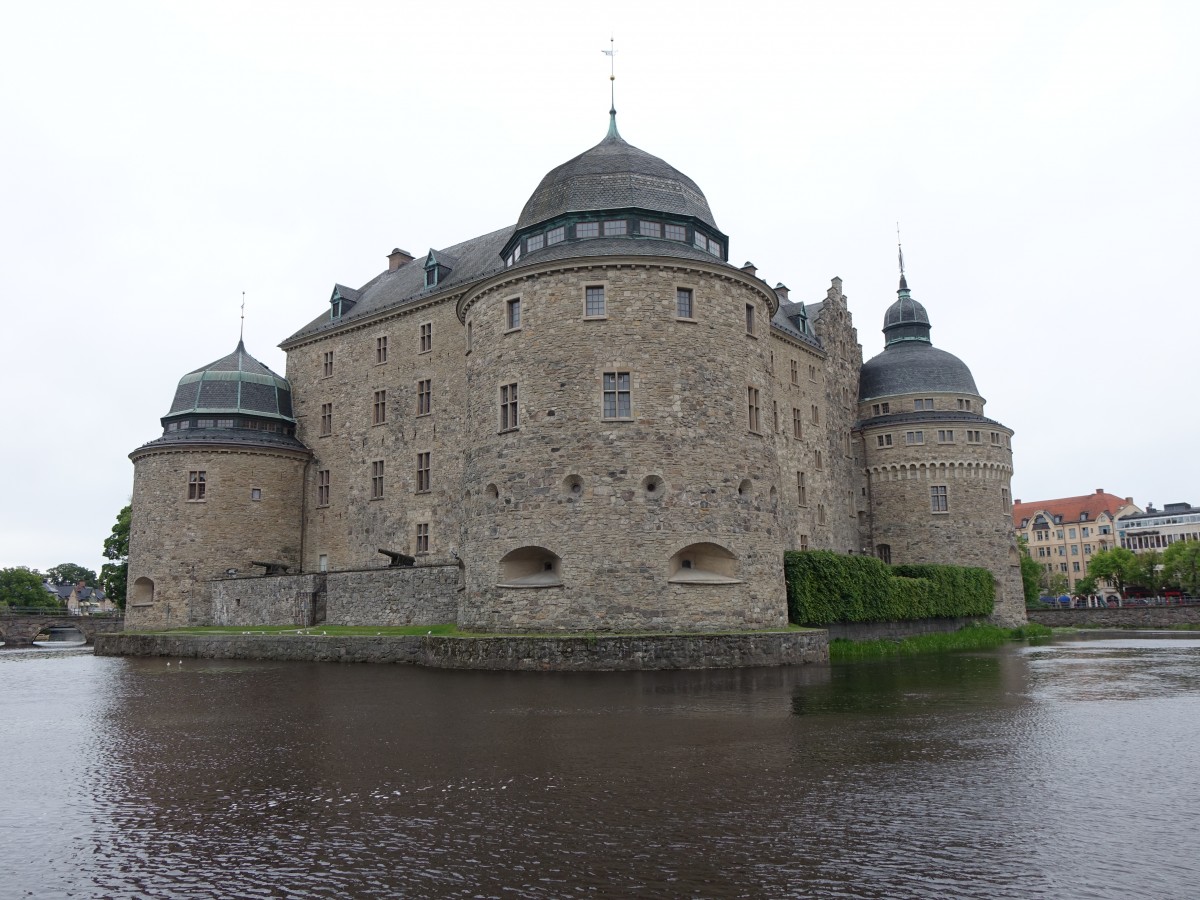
166,340,294,421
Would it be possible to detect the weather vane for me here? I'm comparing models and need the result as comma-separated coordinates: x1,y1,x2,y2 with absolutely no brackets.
240,291,246,343
896,222,905,277
602,37,616,114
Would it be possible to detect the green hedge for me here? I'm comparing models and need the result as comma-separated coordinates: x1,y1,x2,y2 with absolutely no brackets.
784,551,994,625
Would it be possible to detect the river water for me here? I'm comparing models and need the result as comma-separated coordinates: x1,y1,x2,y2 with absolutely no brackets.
3,635,1199,899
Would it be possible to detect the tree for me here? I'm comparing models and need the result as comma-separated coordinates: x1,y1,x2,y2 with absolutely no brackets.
0,567,60,608
1074,574,1099,598
1046,572,1070,596
1131,550,1166,595
46,563,99,588
1018,536,1042,605
101,504,131,610
1086,547,1140,597
1162,540,1200,596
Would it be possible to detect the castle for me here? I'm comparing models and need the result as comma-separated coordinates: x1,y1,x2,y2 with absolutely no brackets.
125,111,1026,631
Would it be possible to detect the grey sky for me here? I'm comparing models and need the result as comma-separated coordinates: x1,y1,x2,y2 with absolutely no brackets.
3,0,1197,575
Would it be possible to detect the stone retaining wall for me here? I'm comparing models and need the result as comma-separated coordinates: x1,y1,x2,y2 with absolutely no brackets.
95,629,827,671
1027,606,1200,628
210,574,325,627
825,616,987,642
325,565,461,626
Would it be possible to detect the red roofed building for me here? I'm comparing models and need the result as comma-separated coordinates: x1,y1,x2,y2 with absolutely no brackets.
1012,489,1140,592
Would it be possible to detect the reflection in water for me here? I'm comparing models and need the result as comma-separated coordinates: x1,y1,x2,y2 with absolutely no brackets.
2,636,1199,899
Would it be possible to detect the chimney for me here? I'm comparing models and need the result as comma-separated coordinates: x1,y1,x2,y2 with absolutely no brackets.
741,261,757,277
1125,497,1133,505
387,248,414,271
1015,499,1021,505
775,282,790,302
1096,488,1104,494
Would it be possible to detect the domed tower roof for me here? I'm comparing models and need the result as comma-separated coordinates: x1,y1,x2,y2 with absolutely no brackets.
859,275,979,401
166,340,294,422
516,115,719,232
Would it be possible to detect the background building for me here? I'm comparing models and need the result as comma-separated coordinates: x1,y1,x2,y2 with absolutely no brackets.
1118,502,1200,551
1012,489,1140,592
125,113,1026,631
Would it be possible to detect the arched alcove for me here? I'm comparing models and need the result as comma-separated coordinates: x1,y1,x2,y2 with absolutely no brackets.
668,542,741,584
498,546,563,588
131,577,155,606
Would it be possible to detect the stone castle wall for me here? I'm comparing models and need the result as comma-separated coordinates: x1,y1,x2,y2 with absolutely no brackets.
455,258,788,632
127,446,308,630
210,573,325,627
325,565,461,626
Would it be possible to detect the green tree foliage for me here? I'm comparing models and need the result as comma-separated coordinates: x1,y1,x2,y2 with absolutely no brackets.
100,504,131,610
1074,574,1099,597
46,563,99,588
1131,550,1166,595
0,567,59,608
784,551,994,625
1045,572,1070,596
1086,547,1140,597
1017,536,1042,604
1162,540,1200,595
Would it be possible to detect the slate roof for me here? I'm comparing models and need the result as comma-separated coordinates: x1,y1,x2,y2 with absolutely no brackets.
1012,492,1134,529
771,299,823,350
282,226,514,344
133,426,309,456
516,235,729,270
516,123,718,231
167,341,294,421
859,341,978,400
856,410,1007,430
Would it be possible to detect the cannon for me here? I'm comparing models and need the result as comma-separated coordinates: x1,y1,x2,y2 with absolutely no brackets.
250,560,291,576
378,548,416,568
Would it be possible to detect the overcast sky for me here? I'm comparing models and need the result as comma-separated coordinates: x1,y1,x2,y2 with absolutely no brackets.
3,0,1197,577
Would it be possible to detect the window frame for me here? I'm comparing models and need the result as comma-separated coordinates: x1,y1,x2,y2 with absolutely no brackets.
372,389,387,425
584,284,607,319
505,297,522,332
602,370,632,420
319,403,332,437
417,379,432,417
322,351,334,378
500,382,519,432
675,286,695,320
187,470,206,501
371,460,385,500
375,335,388,365
747,386,761,434
416,452,431,494
930,485,949,513
419,322,432,354
317,469,330,507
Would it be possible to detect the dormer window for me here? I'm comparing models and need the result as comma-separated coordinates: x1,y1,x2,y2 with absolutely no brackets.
424,250,453,287
329,285,358,320
526,233,544,252
1080,512,1088,521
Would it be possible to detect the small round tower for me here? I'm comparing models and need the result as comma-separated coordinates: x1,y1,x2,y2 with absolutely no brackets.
857,272,1025,625
126,342,310,628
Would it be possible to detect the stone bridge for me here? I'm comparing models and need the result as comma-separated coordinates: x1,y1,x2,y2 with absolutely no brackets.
0,613,125,646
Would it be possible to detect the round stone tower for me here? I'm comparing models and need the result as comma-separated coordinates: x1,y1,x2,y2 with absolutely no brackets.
455,115,788,632
857,273,1025,625
126,342,310,629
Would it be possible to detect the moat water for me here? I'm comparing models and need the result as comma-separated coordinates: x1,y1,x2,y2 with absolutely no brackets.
4,635,1200,899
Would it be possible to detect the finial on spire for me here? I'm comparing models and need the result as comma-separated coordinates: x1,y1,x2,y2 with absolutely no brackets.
896,222,908,291
239,291,246,345
603,37,619,138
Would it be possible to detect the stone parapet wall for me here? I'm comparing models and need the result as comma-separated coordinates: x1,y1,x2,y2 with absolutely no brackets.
210,574,325,627
326,565,461,626
1027,606,1200,628
95,630,828,671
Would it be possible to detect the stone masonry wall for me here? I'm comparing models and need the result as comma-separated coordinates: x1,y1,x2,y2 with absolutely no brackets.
210,573,325,627
325,565,461,626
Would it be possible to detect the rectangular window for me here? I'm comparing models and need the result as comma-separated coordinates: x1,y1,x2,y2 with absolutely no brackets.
376,336,388,364
881,402,890,414
877,433,893,447
500,382,519,431
906,430,924,445
1073,561,1081,572
799,534,809,551
416,523,430,554
694,231,706,249
772,400,779,433
603,219,626,236
791,360,799,385
745,304,756,335
1002,487,1010,509
931,485,948,512
809,365,817,382
506,298,521,330
665,223,686,241
322,351,334,377
320,403,332,437
872,403,880,416
417,379,432,416
747,387,761,433
937,429,954,443
792,407,803,439
676,288,693,319
639,220,661,238
811,404,820,425
420,322,432,353
250,488,262,501
416,452,431,493
373,390,387,425
815,450,823,470
707,238,722,257
603,371,631,419
967,430,982,443
317,469,330,506
1069,528,1077,538
371,460,384,500
187,470,206,501
547,226,565,245
585,285,606,317
1071,545,1079,555
576,221,598,239
526,233,544,252
797,471,807,506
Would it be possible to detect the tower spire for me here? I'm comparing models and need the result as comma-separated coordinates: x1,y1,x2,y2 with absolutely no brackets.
896,222,908,291
239,291,246,346
603,37,619,138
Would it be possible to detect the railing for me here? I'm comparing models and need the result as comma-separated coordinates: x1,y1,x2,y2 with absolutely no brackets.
0,607,123,617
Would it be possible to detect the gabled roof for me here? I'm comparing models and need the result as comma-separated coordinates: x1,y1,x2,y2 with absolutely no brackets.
1012,491,1136,529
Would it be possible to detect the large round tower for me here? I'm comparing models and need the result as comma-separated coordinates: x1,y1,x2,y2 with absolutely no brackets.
126,342,310,628
455,115,788,632
857,273,1025,625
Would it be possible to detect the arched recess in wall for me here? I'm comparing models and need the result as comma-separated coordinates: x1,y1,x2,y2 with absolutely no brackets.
498,546,563,588
668,542,741,584
131,577,155,606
